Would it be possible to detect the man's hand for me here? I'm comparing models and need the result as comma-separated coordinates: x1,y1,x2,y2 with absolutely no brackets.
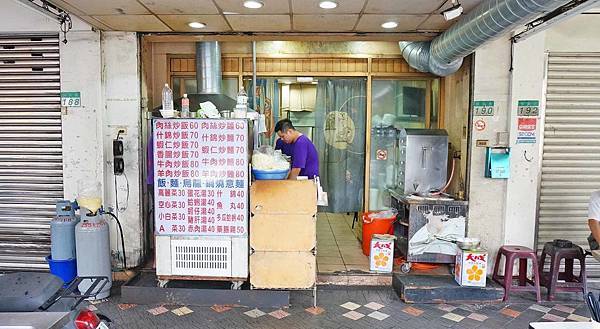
288,168,301,180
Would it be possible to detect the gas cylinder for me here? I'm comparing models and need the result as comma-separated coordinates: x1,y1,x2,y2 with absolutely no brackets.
50,200,79,260
75,208,112,300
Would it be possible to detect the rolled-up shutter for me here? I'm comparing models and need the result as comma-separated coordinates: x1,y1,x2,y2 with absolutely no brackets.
537,53,600,276
0,34,63,270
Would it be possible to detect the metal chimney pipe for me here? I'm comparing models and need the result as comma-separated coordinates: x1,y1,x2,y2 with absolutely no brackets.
400,0,572,76
196,42,222,94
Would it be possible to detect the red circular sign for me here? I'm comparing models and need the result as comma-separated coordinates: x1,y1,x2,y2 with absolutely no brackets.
474,119,486,131
376,149,388,160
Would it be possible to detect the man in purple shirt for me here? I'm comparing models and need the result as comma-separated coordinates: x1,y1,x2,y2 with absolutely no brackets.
275,119,319,180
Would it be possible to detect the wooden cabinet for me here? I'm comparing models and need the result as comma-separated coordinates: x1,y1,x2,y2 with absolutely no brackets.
250,251,316,289
250,214,316,251
249,180,317,289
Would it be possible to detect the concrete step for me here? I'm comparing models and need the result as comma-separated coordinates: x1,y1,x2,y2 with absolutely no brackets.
393,273,505,304
317,272,392,286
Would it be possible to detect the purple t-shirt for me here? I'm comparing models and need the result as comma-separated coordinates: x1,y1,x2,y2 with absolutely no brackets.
275,135,319,178
275,138,294,157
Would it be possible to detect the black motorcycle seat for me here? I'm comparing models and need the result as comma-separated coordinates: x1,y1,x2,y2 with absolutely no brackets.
0,272,64,312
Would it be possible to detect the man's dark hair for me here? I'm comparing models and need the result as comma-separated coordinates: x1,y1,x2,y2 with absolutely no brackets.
275,119,295,133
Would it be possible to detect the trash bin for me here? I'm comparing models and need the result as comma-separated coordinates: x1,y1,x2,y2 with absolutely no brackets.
362,210,397,256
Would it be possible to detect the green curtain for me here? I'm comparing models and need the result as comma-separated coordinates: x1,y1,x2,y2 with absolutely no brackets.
245,78,280,146
314,79,366,213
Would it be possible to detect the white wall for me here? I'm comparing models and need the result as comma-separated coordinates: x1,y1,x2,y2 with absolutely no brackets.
503,33,546,248
545,14,600,52
0,0,89,32
60,31,105,201
0,1,145,268
101,32,144,267
469,12,600,268
468,38,511,263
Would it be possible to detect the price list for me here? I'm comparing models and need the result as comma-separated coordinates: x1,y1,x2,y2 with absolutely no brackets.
153,119,248,236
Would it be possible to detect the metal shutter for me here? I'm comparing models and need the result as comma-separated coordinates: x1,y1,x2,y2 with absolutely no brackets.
0,34,63,270
537,52,600,276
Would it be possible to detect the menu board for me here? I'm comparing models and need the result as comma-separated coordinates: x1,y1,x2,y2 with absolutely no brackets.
153,119,248,236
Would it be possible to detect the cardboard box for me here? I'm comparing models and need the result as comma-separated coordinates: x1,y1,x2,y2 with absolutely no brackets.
369,234,395,273
455,249,488,287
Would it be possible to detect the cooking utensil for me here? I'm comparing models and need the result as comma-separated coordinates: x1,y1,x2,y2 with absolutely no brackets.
456,237,481,250
435,236,481,250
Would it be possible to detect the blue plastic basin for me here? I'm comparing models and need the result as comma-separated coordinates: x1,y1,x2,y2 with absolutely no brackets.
252,169,289,180
45,255,76,287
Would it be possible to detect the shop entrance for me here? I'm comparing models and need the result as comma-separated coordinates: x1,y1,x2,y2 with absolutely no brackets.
243,76,366,213
145,42,454,275
243,76,368,273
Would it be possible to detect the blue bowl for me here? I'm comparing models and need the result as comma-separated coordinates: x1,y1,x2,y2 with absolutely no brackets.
252,168,289,180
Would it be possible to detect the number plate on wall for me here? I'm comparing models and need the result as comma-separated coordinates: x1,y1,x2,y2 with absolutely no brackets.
517,100,540,117
473,101,495,116
60,92,81,107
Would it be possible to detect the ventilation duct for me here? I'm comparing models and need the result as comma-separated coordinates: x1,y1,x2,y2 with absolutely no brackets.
400,0,572,76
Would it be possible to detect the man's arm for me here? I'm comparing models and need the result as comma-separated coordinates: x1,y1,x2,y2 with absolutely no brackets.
288,168,301,180
589,219,600,244
289,137,307,180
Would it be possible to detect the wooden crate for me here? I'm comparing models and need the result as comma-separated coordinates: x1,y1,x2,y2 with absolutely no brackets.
250,251,316,289
250,180,316,215
250,214,316,251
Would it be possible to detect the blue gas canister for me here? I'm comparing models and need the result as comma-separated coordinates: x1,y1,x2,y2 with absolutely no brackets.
50,200,79,261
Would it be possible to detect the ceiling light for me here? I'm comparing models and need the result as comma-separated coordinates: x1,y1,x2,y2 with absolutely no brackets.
381,21,398,29
441,0,463,21
188,22,206,29
319,1,338,9
243,0,264,9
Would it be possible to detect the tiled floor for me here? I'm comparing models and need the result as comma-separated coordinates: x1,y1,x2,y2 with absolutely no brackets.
94,285,597,329
316,212,370,273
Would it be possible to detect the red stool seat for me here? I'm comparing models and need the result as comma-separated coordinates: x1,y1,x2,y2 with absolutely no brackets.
492,245,541,303
539,242,587,301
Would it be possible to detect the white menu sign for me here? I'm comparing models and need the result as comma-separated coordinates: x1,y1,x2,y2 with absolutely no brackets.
153,119,248,236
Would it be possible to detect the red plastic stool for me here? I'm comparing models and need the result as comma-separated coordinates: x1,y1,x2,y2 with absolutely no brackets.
492,245,541,302
538,242,587,301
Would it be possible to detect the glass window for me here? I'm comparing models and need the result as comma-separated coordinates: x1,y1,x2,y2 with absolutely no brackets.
368,79,439,211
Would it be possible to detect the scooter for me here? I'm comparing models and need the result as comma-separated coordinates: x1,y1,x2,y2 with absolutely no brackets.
0,272,111,329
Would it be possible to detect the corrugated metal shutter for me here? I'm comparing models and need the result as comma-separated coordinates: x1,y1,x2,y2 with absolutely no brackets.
0,34,63,270
538,52,600,277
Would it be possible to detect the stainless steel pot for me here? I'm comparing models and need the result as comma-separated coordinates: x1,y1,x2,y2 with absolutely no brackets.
435,236,481,250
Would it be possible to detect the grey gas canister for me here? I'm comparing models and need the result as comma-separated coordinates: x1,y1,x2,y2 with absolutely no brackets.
75,211,112,300
50,200,79,260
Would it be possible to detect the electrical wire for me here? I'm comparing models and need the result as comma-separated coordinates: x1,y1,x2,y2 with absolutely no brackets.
431,158,457,196
113,173,120,264
106,211,127,270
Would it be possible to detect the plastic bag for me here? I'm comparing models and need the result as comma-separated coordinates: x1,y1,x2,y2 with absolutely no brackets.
315,176,328,206
252,146,290,171
369,209,398,219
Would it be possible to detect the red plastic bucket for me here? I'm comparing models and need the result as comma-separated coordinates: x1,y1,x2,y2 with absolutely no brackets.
361,211,396,256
